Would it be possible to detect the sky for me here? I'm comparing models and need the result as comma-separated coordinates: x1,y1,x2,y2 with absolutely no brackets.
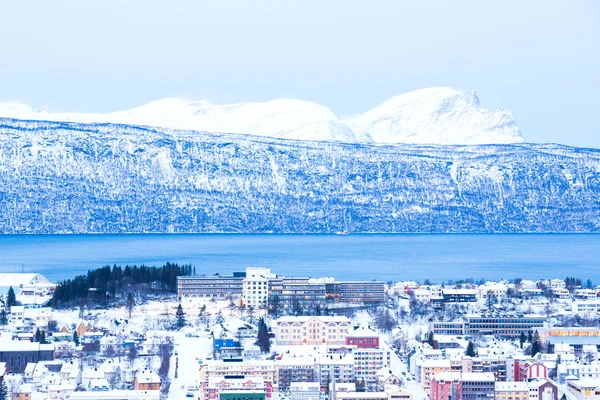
0,1,598,147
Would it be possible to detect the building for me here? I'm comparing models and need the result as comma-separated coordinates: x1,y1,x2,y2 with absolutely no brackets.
353,348,392,389
177,273,245,299
495,382,529,400
442,289,477,303
269,277,327,312
243,268,272,308
336,282,385,304
200,359,277,392
273,316,351,346
289,382,320,400
430,372,495,400
0,273,52,296
539,328,600,357
527,379,558,400
432,314,545,338
319,353,355,387
277,357,316,392
134,370,161,391
566,379,600,400
346,326,380,349
573,300,600,314
202,376,273,400
421,360,452,391
0,341,54,373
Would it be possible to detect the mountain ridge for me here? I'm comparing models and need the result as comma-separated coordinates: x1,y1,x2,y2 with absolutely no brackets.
0,117,597,234
0,87,524,145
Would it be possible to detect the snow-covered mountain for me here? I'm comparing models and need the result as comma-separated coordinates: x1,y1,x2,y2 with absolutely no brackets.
0,88,523,144
0,117,598,234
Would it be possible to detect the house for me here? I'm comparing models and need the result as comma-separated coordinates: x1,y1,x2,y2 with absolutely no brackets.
134,370,161,391
290,382,320,400
10,306,25,324
12,383,33,400
88,378,110,392
566,379,600,400
495,382,529,400
76,321,93,338
377,368,401,390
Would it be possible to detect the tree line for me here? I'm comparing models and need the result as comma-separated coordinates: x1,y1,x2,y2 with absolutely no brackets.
51,262,192,308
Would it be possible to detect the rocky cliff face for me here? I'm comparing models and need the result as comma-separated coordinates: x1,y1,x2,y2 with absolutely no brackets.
0,118,597,233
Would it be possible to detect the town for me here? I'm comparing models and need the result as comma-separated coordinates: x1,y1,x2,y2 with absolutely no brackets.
0,267,599,400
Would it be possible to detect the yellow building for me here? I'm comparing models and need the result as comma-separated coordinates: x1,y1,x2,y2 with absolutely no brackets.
495,382,529,400
273,316,351,346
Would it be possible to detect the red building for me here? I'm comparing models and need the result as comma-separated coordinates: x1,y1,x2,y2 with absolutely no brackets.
345,326,380,349
430,372,462,400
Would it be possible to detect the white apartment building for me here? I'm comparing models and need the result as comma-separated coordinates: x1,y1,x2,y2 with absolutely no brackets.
550,279,566,289
274,316,352,346
353,347,392,387
319,353,355,385
573,300,600,315
243,267,272,308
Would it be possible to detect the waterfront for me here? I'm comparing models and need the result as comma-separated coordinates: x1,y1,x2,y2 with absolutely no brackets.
0,234,599,283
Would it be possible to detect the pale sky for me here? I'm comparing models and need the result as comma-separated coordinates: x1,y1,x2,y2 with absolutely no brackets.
0,0,598,147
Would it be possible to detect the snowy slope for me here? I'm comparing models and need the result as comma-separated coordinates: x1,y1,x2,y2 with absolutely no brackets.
346,88,524,145
0,117,598,234
0,88,523,144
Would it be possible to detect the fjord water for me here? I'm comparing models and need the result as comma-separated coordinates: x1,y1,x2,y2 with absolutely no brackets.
0,234,599,284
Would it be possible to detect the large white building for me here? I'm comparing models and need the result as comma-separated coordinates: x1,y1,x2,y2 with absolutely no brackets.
0,273,53,295
243,267,273,308
273,316,352,346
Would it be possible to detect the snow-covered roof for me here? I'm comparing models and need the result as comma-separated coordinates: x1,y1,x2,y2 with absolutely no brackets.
495,382,529,391
347,325,379,338
276,316,351,323
0,341,54,352
136,370,161,384
0,273,51,288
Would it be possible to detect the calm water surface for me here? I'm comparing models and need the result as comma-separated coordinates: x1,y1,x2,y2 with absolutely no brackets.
0,234,598,283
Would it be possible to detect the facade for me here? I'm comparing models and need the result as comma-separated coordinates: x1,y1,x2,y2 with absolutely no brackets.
442,289,477,303
539,328,600,357
432,315,545,338
336,282,385,304
0,342,54,373
566,379,600,400
346,326,380,349
220,391,266,400
269,278,327,311
177,274,244,299
353,348,392,388
133,370,161,391
495,382,529,400
430,372,494,400
277,358,316,392
527,380,558,400
273,316,351,346
202,377,273,400
573,300,600,314
243,268,272,308
319,353,355,387
200,360,278,392
289,382,320,400
421,360,452,391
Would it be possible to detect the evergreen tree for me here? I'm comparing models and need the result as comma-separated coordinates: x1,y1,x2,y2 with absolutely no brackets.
256,317,271,353
40,330,47,344
0,375,8,400
427,331,435,348
465,340,477,357
0,309,7,327
528,331,533,343
126,292,135,319
531,330,542,357
6,286,16,308
73,331,79,346
34,328,41,343
519,332,526,349
176,304,185,329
